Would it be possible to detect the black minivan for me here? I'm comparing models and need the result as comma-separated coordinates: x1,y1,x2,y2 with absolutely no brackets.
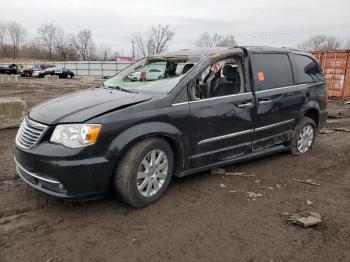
14,47,328,207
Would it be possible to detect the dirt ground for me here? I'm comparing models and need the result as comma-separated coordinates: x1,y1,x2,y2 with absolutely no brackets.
1,78,350,262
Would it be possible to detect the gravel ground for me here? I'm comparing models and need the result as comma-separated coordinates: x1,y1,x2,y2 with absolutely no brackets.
0,78,350,262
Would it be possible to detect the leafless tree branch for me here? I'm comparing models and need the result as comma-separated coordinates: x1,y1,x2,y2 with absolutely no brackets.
298,34,342,51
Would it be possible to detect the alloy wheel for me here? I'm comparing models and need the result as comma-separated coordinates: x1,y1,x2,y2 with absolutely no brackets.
297,124,314,153
137,149,168,197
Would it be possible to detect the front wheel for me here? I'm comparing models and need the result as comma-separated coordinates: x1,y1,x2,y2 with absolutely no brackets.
291,117,316,155
115,138,174,208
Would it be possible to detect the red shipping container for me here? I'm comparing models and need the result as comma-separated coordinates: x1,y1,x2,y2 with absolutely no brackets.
312,50,350,98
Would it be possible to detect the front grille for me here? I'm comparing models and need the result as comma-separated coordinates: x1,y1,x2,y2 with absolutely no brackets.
16,118,48,149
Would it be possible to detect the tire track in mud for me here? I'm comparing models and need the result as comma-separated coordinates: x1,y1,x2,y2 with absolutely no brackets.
0,214,64,249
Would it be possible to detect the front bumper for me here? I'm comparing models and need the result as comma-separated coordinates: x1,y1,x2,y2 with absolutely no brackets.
14,146,115,199
15,156,68,197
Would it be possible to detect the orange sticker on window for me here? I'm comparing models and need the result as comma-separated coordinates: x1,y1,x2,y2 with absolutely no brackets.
257,72,265,81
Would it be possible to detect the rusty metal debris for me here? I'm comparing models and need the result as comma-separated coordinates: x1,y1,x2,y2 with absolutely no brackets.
306,200,314,206
211,168,256,177
247,192,262,200
287,212,322,227
320,129,335,134
335,127,350,132
225,172,256,177
328,113,342,118
293,178,321,186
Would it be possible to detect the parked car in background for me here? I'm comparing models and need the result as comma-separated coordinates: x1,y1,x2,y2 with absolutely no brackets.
0,64,18,74
14,47,327,208
37,67,75,78
20,64,55,77
128,67,164,81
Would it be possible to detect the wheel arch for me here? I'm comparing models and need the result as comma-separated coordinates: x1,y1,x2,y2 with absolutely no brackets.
107,122,189,177
299,101,321,130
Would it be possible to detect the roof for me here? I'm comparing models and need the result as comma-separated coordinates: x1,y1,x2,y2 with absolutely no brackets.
155,46,313,61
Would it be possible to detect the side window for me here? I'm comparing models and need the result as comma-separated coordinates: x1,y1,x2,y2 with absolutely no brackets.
55,68,63,74
251,53,293,91
190,56,245,100
293,54,323,83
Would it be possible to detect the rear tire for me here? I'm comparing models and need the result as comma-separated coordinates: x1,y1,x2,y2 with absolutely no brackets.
115,138,174,208
291,117,316,155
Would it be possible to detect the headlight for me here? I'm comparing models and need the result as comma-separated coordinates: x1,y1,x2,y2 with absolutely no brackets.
50,124,101,148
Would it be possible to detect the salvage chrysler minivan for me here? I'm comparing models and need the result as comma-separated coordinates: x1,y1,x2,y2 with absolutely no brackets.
14,47,327,207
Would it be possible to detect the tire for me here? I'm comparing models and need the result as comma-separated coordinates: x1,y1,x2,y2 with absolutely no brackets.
115,138,174,208
291,117,316,155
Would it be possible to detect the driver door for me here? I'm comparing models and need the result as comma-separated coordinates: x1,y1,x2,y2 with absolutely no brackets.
188,55,255,168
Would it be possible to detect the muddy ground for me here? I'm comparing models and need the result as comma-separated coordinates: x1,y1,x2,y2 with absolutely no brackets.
0,78,350,262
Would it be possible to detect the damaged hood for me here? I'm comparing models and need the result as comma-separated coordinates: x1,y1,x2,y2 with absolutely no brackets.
29,88,152,125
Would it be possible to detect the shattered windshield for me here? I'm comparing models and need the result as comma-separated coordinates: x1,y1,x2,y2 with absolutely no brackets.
104,56,195,94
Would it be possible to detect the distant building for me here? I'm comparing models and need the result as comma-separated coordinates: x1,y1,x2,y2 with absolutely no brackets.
116,56,133,62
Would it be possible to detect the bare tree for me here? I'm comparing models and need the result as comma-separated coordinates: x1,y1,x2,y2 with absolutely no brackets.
132,24,175,58
54,31,79,60
7,22,26,58
96,44,113,61
132,35,148,58
196,32,237,48
196,32,222,48
323,36,341,50
72,30,96,60
0,23,9,57
37,23,59,59
217,34,237,47
34,23,79,60
149,24,175,54
298,34,341,51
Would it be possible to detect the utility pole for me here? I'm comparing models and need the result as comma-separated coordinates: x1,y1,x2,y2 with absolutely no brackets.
131,40,135,61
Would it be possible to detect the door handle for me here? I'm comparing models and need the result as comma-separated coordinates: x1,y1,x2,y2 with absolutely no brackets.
258,100,272,105
237,102,253,108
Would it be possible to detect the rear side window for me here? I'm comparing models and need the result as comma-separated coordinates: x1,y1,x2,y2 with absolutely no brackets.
251,53,293,91
293,54,323,83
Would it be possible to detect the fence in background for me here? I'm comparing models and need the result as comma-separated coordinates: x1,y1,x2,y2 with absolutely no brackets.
1,61,133,78
54,61,132,77
312,50,350,98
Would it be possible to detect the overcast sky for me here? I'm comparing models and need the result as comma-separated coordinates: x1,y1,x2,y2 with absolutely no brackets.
1,0,350,55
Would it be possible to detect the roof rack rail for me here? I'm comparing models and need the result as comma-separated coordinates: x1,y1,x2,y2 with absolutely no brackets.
281,47,304,52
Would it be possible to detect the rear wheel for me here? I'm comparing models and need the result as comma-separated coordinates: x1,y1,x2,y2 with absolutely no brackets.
291,117,316,155
115,138,174,208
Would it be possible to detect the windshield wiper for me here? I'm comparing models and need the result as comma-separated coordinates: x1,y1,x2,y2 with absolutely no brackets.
113,86,138,93
103,83,137,93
